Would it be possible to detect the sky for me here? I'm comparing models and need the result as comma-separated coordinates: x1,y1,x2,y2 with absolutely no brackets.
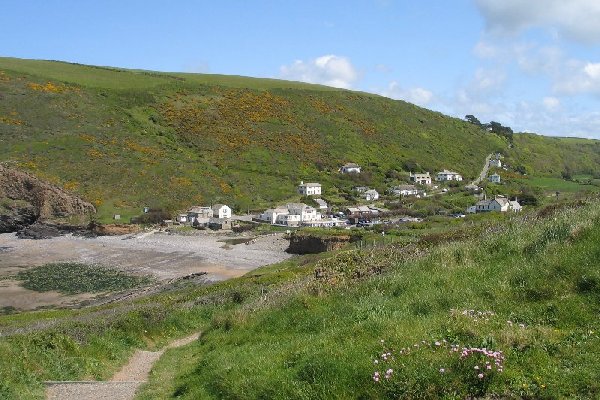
2,0,600,138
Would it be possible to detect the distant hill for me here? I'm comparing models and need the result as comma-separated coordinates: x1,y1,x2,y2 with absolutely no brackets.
1,57,599,221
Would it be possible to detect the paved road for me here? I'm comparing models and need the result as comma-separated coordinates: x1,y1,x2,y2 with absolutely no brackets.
46,332,201,400
470,153,493,186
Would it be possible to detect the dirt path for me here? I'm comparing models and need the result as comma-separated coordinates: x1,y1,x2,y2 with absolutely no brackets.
45,332,201,400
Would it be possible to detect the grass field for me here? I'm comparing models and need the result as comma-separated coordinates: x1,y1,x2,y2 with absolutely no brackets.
134,198,600,399
0,198,599,398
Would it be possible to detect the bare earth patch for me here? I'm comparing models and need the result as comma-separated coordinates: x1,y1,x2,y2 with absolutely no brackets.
0,231,292,310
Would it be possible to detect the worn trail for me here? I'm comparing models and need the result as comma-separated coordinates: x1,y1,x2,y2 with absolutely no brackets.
45,332,200,400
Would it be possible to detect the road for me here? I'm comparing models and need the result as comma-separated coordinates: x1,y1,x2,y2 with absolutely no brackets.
469,153,493,187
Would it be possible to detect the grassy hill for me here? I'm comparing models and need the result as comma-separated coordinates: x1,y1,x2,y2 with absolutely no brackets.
1,57,599,221
1,198,600,398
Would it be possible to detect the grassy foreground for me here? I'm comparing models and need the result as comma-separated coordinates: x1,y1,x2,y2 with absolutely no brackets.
137,200,600,399
1,200,599,399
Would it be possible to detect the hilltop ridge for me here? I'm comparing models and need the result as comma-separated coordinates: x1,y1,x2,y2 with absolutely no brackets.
1,57,599,221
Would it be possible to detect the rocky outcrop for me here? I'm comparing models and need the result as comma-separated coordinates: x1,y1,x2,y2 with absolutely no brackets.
0,164,96,233
0,198,37,233
286,233,353,254
90,223,141,236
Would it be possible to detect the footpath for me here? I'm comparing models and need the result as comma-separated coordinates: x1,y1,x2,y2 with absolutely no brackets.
45,332,200,400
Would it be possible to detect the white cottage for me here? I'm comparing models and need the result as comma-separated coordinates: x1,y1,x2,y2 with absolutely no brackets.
212,204,232,219
390,184,418,196
489,173,501,183
363,189,380,201
436,170,463,181
340,163,361,174
489,159,502,168
297,181,322,196
475,196,521,213
409,172,432,185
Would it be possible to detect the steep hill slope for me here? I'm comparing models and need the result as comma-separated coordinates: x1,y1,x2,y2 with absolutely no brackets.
1,57,599,221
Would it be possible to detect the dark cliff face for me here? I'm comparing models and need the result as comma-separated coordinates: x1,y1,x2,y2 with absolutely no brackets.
0,164,96,233
286,233,352,254
0,198,36,233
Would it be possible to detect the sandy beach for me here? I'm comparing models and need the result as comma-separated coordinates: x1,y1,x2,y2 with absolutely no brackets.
0,230,292,310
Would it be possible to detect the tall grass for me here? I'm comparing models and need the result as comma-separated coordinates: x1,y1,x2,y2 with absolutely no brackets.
137,199,600,399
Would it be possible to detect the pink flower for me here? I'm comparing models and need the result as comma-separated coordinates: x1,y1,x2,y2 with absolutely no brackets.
478,373,484,379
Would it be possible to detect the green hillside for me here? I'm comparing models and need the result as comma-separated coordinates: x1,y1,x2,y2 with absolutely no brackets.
1,198,600,398
1,57,599,221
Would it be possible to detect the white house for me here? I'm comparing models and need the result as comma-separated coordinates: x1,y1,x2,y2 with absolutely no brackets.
187,206,213,223
489,173,501,183
509,200,522,212
261,203,322,226
297,181,322,196
363,189,379,201
475,196,521,213
489,159,502,168
390,184,418,196
212,204,232,219
410,172,432,185
340,163,361,174
314,198,328,210
436,170,463,181
287,203,321,222
466,205,477,214
260,207,289,224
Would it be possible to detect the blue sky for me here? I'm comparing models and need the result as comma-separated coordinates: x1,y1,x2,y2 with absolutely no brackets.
2,0,600,138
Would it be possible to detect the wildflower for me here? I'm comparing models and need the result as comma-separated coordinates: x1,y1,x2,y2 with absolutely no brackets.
439,368,445,374
474,365,480,370
373,372,380,382
434,341,441,346
478,373,484,379
374,359,379,364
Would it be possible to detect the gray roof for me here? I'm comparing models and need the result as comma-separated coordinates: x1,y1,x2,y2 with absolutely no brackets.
394,185,417,190
299,182,321,187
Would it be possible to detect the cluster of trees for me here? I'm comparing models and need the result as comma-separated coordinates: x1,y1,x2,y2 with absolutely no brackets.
465,115,513,143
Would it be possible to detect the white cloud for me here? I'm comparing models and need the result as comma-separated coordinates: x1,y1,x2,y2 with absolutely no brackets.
543,96,560,111
475,0,600,43
473,40,498,59
473,68,506,92
584,63,600,80
279,55,358,89
553,60,600,96
381,81,434,106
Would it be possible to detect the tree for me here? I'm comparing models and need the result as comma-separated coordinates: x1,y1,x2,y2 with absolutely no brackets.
465,114,482,127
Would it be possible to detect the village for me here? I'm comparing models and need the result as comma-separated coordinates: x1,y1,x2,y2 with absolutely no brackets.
163,155,522,232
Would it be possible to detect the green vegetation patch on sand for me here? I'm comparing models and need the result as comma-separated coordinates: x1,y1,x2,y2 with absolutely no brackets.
16,263,153,294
